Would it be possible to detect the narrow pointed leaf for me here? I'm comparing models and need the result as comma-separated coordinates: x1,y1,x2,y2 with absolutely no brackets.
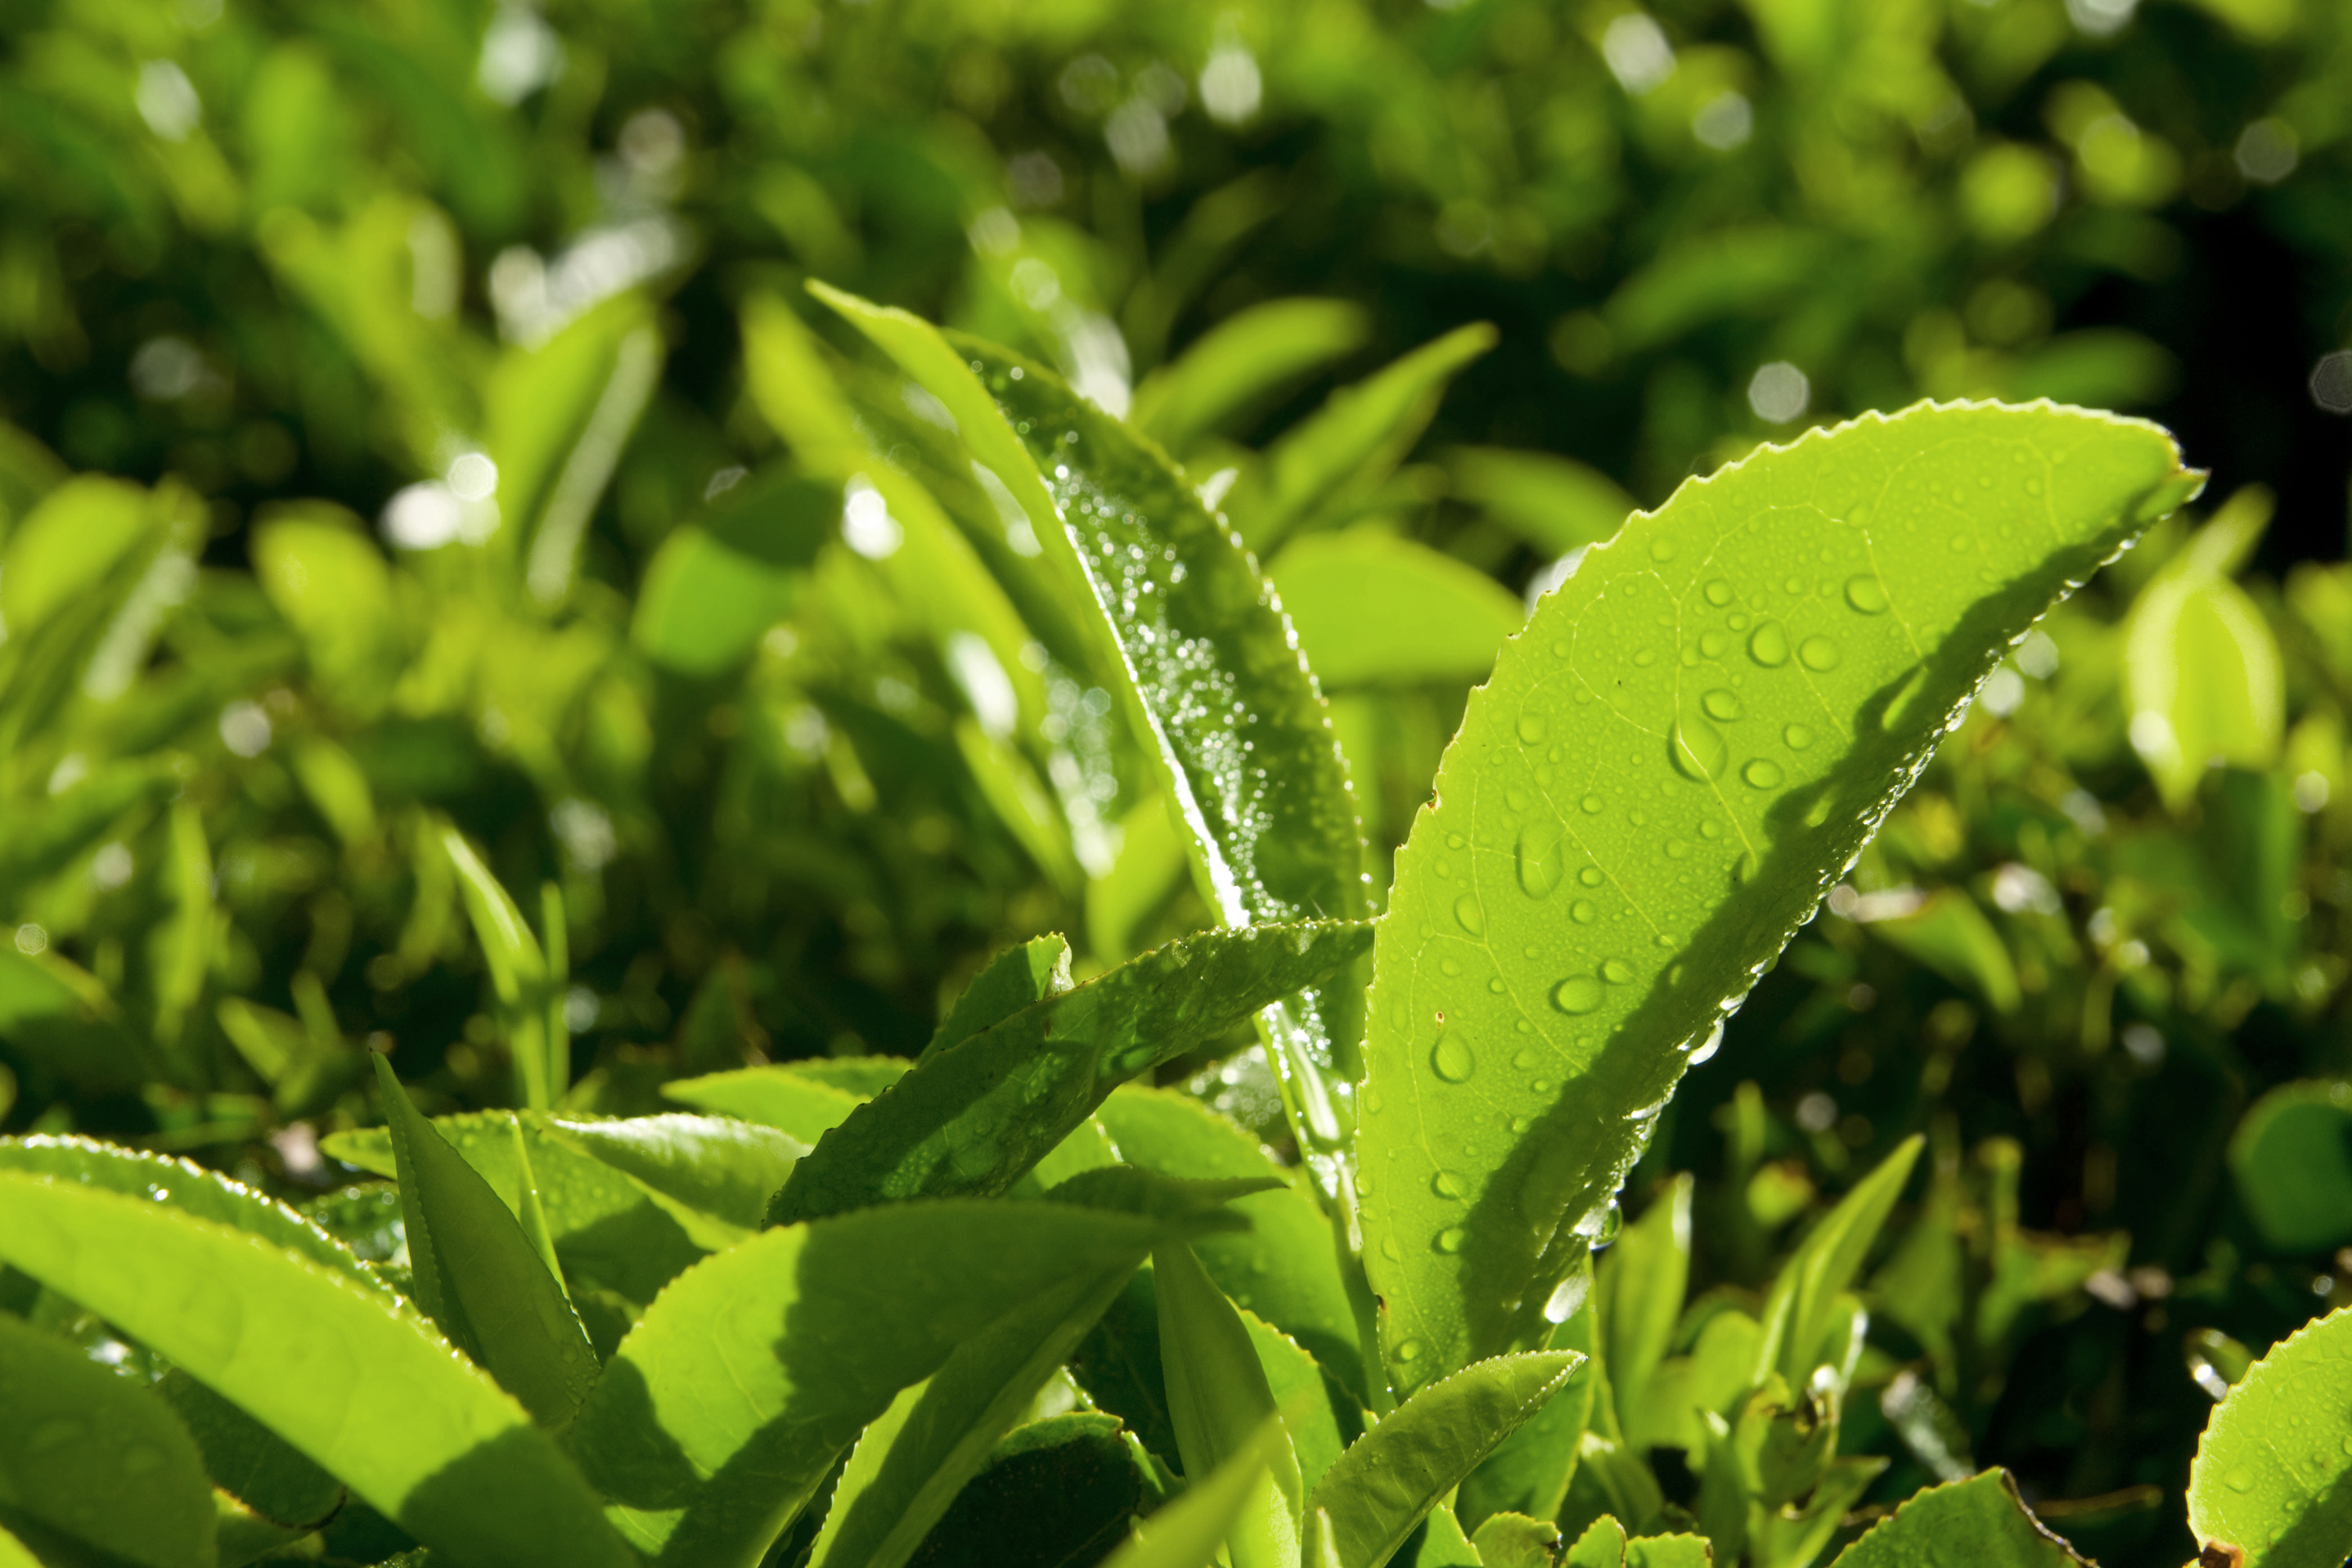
0,1312,217,1568
1357,402,2201,1386
808,1264,1138,1568
372,1055,599,1434
572,1199,1225,1566
1156,1240,1303,1568
441,826,558,1108
1100,1417,1288,1568
155,1373,344,1531
1131,297,1371,452
1754,1136,1923,1388
1100,1085,1364,1396
543,1112,807,1247
767,920,1371,1226
1599,1175,1691,1444
1458,1310,1599,1530
1240,1310,1356,1498
1310,1350,1583,1568
812,285,1370,1168
2187,1305,2352,1568
661,1068,865,1141
1829,1469,2084,1567
893,1412,1149,1568
0,1174,632,1566
924,933,1073,1058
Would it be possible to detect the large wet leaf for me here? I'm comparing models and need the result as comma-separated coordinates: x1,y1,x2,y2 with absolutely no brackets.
767,920,1370,1226
572,1199,1223,1566
1356,402,2200,1386
0,1174,632,1567
2187,1305,2352,1568
811,285,1371,1175
1829,1469,2083,1567
0,1311,216,1568
1309,1350,1583,1568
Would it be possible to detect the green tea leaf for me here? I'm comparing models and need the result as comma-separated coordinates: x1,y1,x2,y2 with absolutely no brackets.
0,1173,632,1567
1755,1137,1923,1390
1156,1239,1303,1568
2187,1305,2352,1568
0,1135,387,1296
1357,402,2198,1386
892,1411,1149,1568
811,285,1371,1170
809,1265,1139,1568
373,1054,598,1434
1269,531,1526,689
1309,1350,1583,1568
767,920,1371,1225
1100,1417,1288,1568
1099,1085,1363,1396
1599,1175,1690,1447
662,1068,865,1140
1131,297,1370,453
1829,1469,2083,1567
2228,1081,2352,1252
926,933,1074,1058
573,1198,1219,1566
441,825,560,1109
0,1523,36,1568
1446,448,1639,560
544,1112,807,1248
0,1311,216,1568
1242,1310,1356,1499
1469,1512,1563,1568
155,1372,344,1530
322,1112,704,1303
631,467,832,674
1457,1310,1598,1530
250,505,400,709
1238,324,1497,550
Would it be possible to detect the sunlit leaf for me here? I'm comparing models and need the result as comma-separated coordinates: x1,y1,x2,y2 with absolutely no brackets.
1131,297,1370,453
1270,530,1526,688
1157,1238,1303,1568
2186,1305,2352,1568
543,1111,807,1248
1356,402,2199,1386
1829,1469,2082,1567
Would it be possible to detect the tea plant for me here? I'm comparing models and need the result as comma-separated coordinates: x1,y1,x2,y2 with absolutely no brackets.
12,284,2327,1568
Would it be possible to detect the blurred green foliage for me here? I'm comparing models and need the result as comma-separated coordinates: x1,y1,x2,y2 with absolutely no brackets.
4,0,2352,1560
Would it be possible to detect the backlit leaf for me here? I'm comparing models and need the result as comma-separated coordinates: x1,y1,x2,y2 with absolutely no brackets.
1131,298,1371,453
1828,1469,2083,1567
661,1069,865,1140
1156,1238,1303,1568
1270,531,1526,689
767,920,1371,1225
1356,402,2199,1386
2228,1081,2352,1253
544,1112,806,1248
2186,1306,2352,1568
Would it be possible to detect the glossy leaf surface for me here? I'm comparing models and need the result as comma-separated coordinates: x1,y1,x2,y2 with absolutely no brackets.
1830,1469,2082,1567
813,285,1370,1162
768,920,1370,1224
0,1311,216,1568
1755,1136,1923,1387
807,1265,1136,1568
1131,297,1370,453
1270,531,1527,688
2188,1306,2352,1568
375,1054,598,1432
660,1068,865,1141
546,1112,807,1247
1310,1350,1582,1568
573,1199,1219,1566
0,1173,631,1566
1357,402,2199,1384
894,1412,1149,1568
924,932,1073,1057
1157,1239,1302,1568
155,1372,344,1531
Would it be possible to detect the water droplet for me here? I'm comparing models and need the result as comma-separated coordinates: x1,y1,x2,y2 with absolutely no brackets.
1702,689,1743,721
1517,824,1564,899
2224,1467,2254,1494
1671,718,1727,782
1734,851,1759,883
1704,579,1734,606
1433,1169,1466,1198
1518,712,1549,744
1446,832,1466,849
1798,635,1842,672
1504,788,1531,812
1393,1337,1425,1362
1748,622,1791,667
1436,1228,1468,1253
1572,899,1598,923
1580,793,1604,815
1381,1236,1405,1261
1454,894,1486,935
1698,629,1729,658
1845,574,1891,613
1512,1049,1536,1069
1432,1033,1477,1082
1440,957,1463,977
1649,537,1677,562
1783,722,1816,750
1665,839,1689,860
1743,757,1786,788
1554,976,1604,1014
1634,648,1658,667
1601,957,1635,984
1578,865,1605,886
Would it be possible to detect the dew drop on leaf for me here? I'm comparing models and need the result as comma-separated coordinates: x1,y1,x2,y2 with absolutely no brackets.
1581,793,1605,815
1743,757,1785,788
1783,721,1816,750
1748,622,1791,667
1601,957,1635,983
1798,635,1842,672
1435,1228,1467,1254
1649,537,1677,562
1517,824,1564,899
1703,578,1734,607
1702,688,1743,721
1671,719,1727,782
1517,711,1549,744
1393,1337,1424,1362
1432,1033,1476,1082
1454,894,1486,935
1553,976,1604,1014
1432,1169,1466,1198
1845,574,1891,613
1578,865,1605,886
1571,899,1597,923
